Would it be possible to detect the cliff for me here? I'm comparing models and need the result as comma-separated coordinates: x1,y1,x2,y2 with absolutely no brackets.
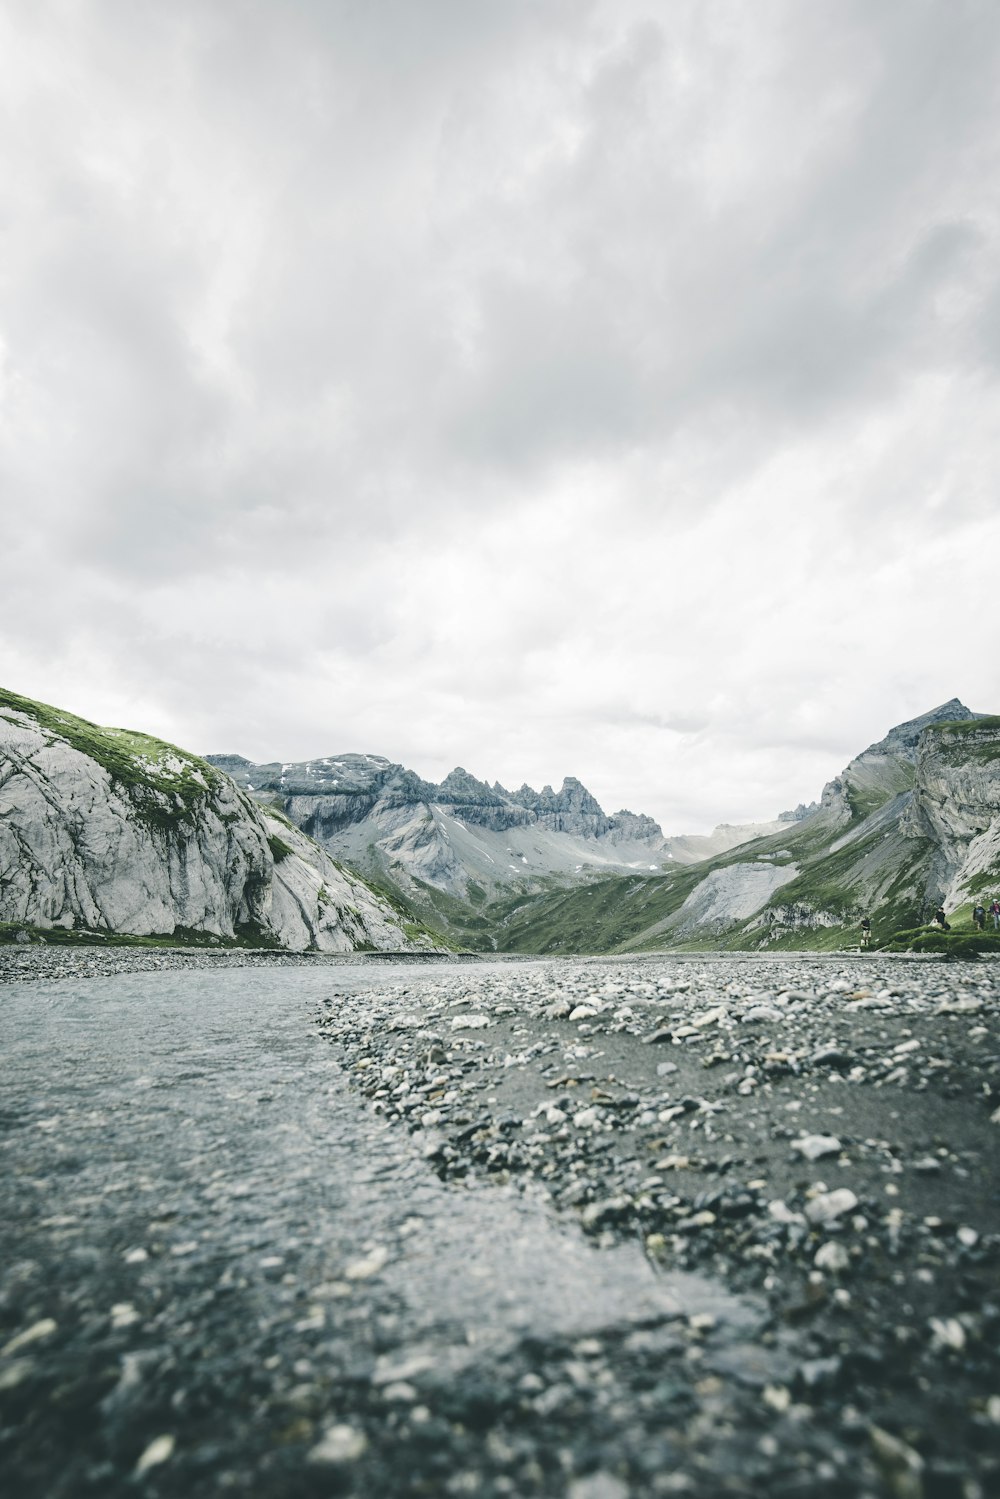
0,689,428,952
907,716,1000,906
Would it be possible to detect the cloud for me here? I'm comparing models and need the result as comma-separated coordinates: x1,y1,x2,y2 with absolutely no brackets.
2,0,999,832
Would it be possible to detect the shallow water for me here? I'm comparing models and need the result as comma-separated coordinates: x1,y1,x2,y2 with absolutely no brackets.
0,965,748,1495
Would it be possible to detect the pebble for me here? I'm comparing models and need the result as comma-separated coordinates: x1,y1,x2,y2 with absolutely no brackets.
12,944,993,1498
805,1189,859,1225
344,1245,390,1280
1,1318,57,1357
134,1435,175,1476
814,1241,850,1272
568,1474,629,1499
307,1423,368,1464
928,1316,966,1351
792,1134,842,1161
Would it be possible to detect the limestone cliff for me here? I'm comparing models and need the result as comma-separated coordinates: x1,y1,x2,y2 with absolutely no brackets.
0,689,427,952
906,716,1000,906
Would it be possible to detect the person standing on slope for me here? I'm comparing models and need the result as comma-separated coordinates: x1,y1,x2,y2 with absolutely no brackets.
973,903,987,931
860,915,872,948
934,905,950,931
991,898,1000,931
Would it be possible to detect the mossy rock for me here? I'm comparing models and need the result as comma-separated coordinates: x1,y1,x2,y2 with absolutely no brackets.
882,926,1000,959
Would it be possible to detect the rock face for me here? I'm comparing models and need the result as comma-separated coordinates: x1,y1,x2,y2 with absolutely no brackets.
906,716,1000,906
0,689,425,952
670,863,801,937
819,697,979,825
210,753,677,898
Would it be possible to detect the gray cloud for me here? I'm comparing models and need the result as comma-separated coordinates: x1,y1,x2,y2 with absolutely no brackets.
2,0,999,831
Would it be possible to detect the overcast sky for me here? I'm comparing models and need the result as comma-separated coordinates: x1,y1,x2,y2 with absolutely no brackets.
3,1,999,832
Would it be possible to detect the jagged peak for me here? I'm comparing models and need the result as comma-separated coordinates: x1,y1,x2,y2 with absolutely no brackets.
858,700,977,762
435,766,506,805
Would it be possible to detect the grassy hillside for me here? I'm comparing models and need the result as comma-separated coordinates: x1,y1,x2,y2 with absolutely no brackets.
0,686,225,833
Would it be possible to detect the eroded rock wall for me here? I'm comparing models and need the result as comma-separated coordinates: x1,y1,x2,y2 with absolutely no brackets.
0,697,423,952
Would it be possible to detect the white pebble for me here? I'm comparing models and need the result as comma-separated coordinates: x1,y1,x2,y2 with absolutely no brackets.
792,1134,842,1161
135,1435,175,1475
307,1424,368,1464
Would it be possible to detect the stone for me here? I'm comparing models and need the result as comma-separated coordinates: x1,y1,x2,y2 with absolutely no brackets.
805,1189,859,1225
814,1241,850,1272
692,1006,727,1028
0,1318,57,1357
307,1424,368,1464
768,1200,805,1225
869,1424,924,1499
928,1317,966,1351
568,1473,629,1499
134,1435,175,1476
581,1197,630,1228
344,1246,389,1280
792,1134,842,1161
809,1046,853,1068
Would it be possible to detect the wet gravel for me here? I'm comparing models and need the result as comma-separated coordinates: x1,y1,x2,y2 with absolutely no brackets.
2,948,999,1497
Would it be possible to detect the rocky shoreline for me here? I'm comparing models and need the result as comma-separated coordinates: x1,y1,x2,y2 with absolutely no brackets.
2,947,998,1496
318,952,1000,1497
0,944,487,986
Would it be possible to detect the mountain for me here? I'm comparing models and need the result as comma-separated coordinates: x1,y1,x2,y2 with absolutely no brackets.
482,699,1000,954
7,686,994,955
205,750,789,943
0,688,435,952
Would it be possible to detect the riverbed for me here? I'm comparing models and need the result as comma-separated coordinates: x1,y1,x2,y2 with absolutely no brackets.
1,950,998,1496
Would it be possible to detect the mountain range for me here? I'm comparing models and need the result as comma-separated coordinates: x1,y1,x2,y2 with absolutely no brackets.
2,685,998,953
208,697,1000,953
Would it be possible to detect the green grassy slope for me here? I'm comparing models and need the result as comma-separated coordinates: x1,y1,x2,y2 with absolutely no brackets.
0,686,225,833
455,799,936,955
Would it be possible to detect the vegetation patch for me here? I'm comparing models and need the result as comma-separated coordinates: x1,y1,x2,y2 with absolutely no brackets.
0,686,224,835
922,717,1000,766
348,867,459,951
882,926,1000,960
962,864,1000,898
845,784,894,822
752,826,885,921
267,833,294,864
493,868,703,955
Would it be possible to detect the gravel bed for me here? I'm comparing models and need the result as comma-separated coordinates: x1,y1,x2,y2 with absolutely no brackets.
318,952,1000,1497
0,945,481,985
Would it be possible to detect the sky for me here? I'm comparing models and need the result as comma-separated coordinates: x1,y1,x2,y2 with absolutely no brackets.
2,1,999,833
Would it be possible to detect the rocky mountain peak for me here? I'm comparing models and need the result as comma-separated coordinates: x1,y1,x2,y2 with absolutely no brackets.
552,776,606,816
778,802,819,822
864,699,976,760
435,768,506,806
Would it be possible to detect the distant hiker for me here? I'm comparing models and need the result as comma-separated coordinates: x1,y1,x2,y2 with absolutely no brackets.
991,899,1000,931
934,905,950,932
973,903,987,931
860,915,872,948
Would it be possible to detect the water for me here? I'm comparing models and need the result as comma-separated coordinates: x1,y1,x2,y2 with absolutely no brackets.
0,966,747,1496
